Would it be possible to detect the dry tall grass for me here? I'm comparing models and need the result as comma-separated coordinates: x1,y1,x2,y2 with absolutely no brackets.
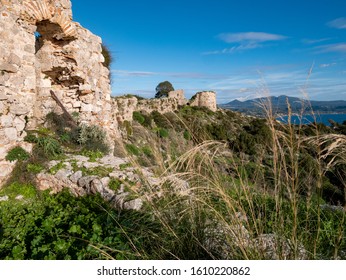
116,97,345,260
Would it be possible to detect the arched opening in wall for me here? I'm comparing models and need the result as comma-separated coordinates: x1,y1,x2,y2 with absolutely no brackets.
36,20,63,40
33,20,73,124
34,20,80,86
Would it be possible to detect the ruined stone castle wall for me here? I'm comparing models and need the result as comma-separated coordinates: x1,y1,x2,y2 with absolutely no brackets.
111,91,186,123
111,89,218,124
190,91,217,112
0,0,218,185
0,0,116,183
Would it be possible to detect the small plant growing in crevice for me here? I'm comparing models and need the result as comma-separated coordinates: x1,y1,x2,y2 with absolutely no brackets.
26,163,44,174
5,147,30,162
49,162,66,175
81,150,104,162
101,43,113,70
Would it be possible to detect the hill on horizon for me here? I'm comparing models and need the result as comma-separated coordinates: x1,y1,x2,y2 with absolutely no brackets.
219,95,346,116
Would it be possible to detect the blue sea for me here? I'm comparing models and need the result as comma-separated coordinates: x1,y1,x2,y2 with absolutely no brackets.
277,114,346,126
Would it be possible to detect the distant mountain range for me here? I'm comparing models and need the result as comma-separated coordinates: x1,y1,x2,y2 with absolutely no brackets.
219,95,346,116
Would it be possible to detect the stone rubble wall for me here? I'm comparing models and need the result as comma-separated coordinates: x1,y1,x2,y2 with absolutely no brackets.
0,0,116,184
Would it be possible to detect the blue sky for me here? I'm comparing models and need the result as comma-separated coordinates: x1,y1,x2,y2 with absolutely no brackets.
72,0,346,103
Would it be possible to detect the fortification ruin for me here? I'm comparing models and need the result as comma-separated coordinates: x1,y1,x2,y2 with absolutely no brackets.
0,0,217,184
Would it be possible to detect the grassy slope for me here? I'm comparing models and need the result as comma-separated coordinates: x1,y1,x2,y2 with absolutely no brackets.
0,105,345,259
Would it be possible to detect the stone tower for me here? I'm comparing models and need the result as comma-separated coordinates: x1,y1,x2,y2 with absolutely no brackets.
190,91,217,112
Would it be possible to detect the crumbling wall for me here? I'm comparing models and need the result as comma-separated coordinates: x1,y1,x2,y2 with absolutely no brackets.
112,89,218,126
112,91,186,123
0,0,115,184
0,0,218,185
190,91,217,112
168,89,186,106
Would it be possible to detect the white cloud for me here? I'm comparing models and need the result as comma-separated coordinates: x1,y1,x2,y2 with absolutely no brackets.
112,70,156,77
302,38,332,45
327,17,346,29
217,32,287,43
112,69,226,80
202,43,262,55
319,63,337,68
203,32,287,56
316,43,346,53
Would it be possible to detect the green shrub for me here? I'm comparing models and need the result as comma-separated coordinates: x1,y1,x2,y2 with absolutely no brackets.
122,121,133,136
76,124,109,153
0,182,37,200
84,166,113,177
24,134,38,143
125,144,140,156
151,111,171,129
133,111,145,124
158,128,169,138
49,162,66,175
101,44,113,70
183,130,191,140
108,178,122,192
119,163,131,170
142,146,152,157
59,132,71,143
5,147,30,162
26,163,44,174
141,114,153,128
0,190,160,260
81,150,104,162
36,136,63,157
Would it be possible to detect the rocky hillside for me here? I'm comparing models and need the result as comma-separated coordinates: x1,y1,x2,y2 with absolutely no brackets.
0,103,345,259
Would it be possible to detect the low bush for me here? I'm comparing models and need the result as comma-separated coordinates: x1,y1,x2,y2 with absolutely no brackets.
26,163,44,174
76,124,109,153
133,112,145,124
36,136,63,158
158,128,169,138
125,144,140,156
5,147,30,162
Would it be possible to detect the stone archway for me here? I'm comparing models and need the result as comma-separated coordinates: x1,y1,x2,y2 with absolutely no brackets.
23,0,76,39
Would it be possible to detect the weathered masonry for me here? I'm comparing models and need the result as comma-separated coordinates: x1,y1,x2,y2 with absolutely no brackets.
0,0,217,184
0,0,115,182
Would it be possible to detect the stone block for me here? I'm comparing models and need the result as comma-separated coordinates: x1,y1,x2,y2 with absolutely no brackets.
80,103,93,112
4,127,17,141
0,93,8,100
13,116,25,131
70,171,83,184
0,114,13,127
0,63,18,73
72,101,81,108
9,104,30,115
8,53,21,67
